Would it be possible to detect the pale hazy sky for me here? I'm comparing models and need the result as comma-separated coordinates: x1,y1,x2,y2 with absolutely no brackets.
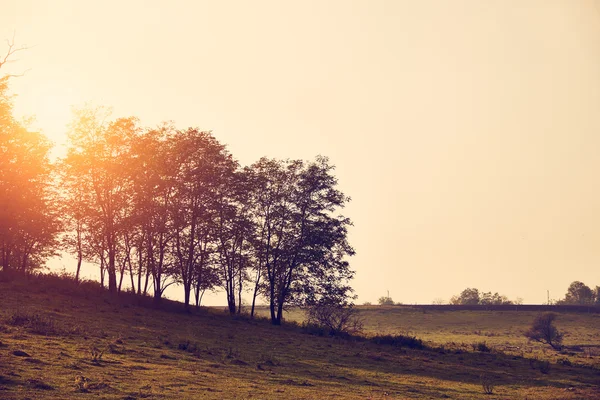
2,0,600,305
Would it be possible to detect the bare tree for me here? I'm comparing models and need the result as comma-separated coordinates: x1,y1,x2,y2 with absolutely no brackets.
524,313,563,350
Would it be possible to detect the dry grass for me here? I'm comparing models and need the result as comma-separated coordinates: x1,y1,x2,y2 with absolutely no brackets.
0,276,599,399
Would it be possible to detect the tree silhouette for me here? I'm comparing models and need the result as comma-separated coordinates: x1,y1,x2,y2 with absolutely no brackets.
0,52,59,275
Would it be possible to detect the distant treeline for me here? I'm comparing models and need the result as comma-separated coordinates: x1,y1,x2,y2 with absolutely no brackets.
0,67,355,325
406,304,600,313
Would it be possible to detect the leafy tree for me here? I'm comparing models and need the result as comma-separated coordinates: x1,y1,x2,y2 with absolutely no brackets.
480,292,513,305
563,281,594,305
214,169,254,315
250,157,354,325
63,107,139,293
594,286,600,305
0,50,59,275
524,313,563,350
170,128,236,309
57,157,94,282
450,288,480,305
378,296,395,305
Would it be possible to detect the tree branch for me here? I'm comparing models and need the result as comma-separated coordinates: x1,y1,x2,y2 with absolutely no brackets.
0,31,31,74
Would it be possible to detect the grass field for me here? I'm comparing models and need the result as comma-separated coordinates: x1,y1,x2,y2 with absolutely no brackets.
1,275,599,399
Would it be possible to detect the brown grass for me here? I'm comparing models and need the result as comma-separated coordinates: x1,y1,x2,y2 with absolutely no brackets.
0,276,599,399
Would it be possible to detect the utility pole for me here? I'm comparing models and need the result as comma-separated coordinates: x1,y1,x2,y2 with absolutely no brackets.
547,290,550,305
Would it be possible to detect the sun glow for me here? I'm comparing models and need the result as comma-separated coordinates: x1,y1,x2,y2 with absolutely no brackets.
15,82,79,159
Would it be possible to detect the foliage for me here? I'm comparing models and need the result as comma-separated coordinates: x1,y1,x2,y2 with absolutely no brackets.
377,296,395,305
524,313,563,350
450,288,513,305
369,333,425,349
1,41,356,324
560,281,594,305
60,107,355,319
305,300,363,336
0,74,59,274
472,341,491,352
249,157,355,324
450,288,480,305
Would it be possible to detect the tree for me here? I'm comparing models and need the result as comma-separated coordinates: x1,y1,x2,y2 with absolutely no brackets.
130,126,178,302
169,128,235,309
250,157,355,325
563,281,594,305
450,288,480,305
378,296,395,305
63,107,139,293
57,157,94,282
0,44,59,275
594,286,600,305
214,169,254,315
480,292,513,305
524,313,563,350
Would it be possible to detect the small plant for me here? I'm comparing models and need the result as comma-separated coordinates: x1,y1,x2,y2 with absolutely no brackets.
538,360,551,374
472,341,491,352
74,375,89,392
524,313,563,350
557,357,572,366
90,346,104,362
480,373,495,395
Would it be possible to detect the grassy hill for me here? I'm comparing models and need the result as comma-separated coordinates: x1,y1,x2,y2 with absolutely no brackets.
1,275,599,399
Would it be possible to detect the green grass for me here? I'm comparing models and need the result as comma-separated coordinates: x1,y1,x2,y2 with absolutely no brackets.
1,276,599,399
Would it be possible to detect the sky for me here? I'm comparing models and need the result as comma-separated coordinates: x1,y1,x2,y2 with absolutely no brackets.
2,0,600,305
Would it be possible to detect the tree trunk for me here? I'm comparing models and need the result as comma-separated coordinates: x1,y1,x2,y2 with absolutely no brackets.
75,250,82,283
276,298,284,325
250,269,261,318
183,281,191,311
108,249,117,293
269,292,277,325
100,255,105,289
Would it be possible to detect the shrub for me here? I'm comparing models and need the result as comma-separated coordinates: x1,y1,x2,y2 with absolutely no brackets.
538,360,551,374
524,313,563,350
472,341,491,352
90,346,104,362
370,334,425,349
305,302,363,336
6,311,58,336
377,296,395,306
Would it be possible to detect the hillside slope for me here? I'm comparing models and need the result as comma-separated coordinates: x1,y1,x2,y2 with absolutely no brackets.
0,275,599,399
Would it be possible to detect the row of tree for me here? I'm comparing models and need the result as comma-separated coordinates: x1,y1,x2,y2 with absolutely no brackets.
449,288,517,305
557,281,600,305
0,55,355,325
448,282,600,306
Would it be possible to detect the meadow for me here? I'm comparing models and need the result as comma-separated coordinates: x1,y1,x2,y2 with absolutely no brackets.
1,275,599,399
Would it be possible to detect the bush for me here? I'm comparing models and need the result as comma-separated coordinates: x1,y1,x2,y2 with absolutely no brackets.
305,302,363,336
472,341,491,352
6,311,59,336
370,334,425,350
377,296,395,306
524,313,563,350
